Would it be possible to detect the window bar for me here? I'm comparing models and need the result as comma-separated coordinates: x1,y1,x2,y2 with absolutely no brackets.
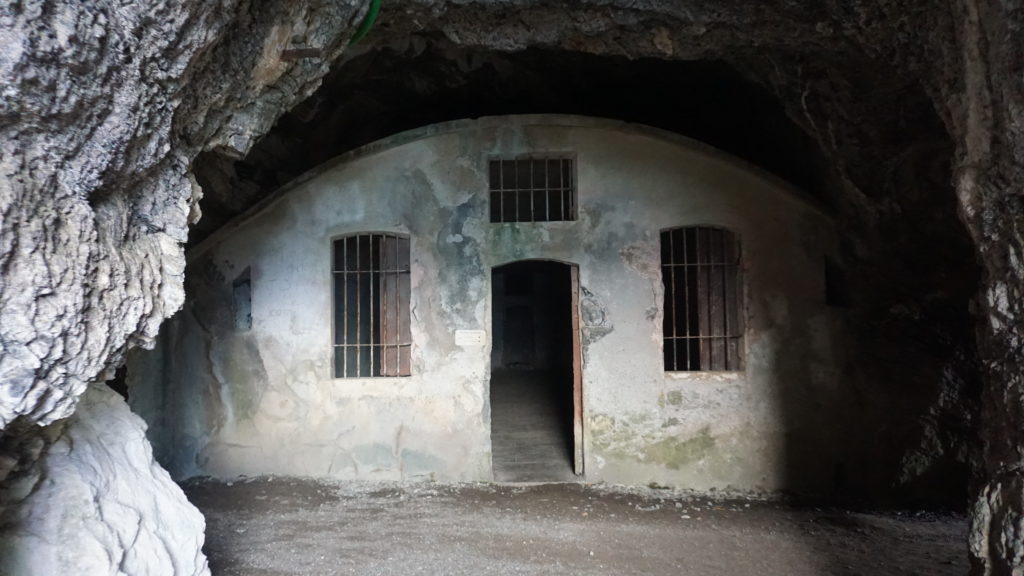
721,231,730,370
565,157,573,218
710,230,717,370
395,235,401,375
568,159,575,219
511,160,518,223
544,160,550,221
708,228,716,366
668,230,678,371
555,160,561,220
682,228,691,370
370,234,376,377
529,159,535,222
709,231,717,370
709,229,719,370
333,243,338,378
356,234,362,377
571,159,576,219
559,159,565,220
380,236,386,376
561,159,568,219
696,227,706,370
342,238,348,378
391,234,398,375
347,237,351,378
391,238,395,371
718,231,726,370
499,160,504,223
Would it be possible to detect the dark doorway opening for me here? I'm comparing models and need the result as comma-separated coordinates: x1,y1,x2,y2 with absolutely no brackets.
490,260,580,482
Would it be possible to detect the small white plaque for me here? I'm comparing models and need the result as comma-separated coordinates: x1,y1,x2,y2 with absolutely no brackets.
455,329,487,347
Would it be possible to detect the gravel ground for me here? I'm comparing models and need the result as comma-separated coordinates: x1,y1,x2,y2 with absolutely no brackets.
185,478,966,576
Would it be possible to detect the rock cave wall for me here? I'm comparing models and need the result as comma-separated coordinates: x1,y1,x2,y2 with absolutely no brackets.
0,1,1021,574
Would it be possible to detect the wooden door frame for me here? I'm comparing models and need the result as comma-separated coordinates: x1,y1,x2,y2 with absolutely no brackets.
569,265,584,476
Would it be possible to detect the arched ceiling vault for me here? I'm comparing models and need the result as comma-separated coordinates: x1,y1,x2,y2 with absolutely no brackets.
191,4,959,245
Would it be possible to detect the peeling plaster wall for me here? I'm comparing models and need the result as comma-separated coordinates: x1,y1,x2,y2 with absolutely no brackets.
130,116,858,493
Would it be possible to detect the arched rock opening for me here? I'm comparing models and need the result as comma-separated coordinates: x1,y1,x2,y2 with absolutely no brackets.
186,30,981,507
1,1,1021,574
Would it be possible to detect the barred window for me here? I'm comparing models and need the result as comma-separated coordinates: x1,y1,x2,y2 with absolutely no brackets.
489,157,576,222
660,226,744,371
332,233,411,378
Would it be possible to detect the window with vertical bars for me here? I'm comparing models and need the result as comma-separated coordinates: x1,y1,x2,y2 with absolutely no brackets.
489,157,576,222
332,233,412,378
661,226,744,372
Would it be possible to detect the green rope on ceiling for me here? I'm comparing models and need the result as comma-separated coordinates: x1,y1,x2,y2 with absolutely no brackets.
349,0,381,46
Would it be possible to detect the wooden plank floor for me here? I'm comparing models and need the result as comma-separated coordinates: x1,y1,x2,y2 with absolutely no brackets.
491,369,576,482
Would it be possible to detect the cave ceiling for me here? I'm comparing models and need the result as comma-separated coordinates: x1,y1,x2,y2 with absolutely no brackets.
189,5,954,249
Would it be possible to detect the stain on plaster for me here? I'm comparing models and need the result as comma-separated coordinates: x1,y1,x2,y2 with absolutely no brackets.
580,285,613,359
620,242,662,323
400,449,444,478
644,427,716,470
591,413,717,470
353,443,395,472
580,287,610,331
437,198,486,322
659,390,684,407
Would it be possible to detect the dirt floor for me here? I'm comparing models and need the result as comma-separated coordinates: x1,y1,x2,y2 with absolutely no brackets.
185,478,966,576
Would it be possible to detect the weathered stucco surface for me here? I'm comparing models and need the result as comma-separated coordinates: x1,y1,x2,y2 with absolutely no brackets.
131,116,859,493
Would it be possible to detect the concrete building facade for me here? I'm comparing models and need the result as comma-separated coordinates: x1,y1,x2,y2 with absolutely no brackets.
129,115,852,493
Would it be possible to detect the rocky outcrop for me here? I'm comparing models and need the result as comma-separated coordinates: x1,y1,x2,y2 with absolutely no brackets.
952,3,1024,574
0,384,210,575
1,2,369,573
0,0,367,428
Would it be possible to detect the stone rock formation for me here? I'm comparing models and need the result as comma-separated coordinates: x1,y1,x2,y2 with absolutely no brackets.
1,1,367,572
0,1,1020,574
0,384,209,575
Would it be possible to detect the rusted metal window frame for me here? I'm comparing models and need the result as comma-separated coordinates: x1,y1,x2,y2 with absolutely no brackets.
660,226,745,372
488,155,578,223
331,232,412,378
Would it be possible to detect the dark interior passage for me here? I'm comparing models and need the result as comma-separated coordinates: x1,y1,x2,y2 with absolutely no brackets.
490,261,576,482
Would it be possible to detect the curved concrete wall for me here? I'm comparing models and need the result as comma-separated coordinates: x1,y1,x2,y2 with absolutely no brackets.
130,115,852,493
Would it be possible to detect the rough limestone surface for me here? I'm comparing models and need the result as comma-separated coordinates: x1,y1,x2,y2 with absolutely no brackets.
1,1,366,573
0,0,366,428
0,384,210,576
0,1,1021,575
